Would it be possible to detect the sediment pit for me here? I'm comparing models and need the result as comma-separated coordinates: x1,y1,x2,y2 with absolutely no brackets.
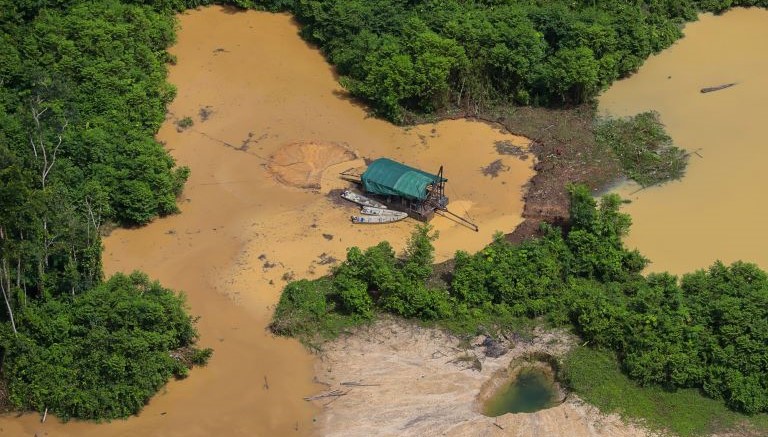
267,141,357,189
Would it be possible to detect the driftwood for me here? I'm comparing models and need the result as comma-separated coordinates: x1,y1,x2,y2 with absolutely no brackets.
700,82,737,93
304,389,348,401
41,408,48,423
340,381,380,387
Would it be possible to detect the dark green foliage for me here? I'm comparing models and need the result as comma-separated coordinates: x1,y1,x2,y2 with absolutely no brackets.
271,279,330,337
272,225,452,343
233,0,768,121
566,185,648,281
269,276,368,343
176,116,194,130
336,275,373,319
379,282,452,320
401,224,437,282
1,0,188,226
0,0,208,421
336,242,399,293
596,111,688,187
568,262,768,415
0,272,211,420
289,0,683,119
451,229,570,318
682,262,768,414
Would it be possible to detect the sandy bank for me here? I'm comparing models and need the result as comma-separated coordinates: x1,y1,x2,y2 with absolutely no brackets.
313,319,652,437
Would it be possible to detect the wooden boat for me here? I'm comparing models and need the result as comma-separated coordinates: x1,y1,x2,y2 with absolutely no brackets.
351,213,407,224
360,206,404,216
341,190,387,209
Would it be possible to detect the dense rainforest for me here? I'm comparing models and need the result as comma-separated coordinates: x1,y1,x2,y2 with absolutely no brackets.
272,186,768,418
252,0,768,122
0,0,209,419
1,0,765,424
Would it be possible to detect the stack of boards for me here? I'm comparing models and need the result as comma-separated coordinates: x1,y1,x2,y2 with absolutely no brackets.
341,190,408,224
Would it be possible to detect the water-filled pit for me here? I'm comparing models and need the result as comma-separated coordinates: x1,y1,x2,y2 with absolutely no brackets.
483,366,559,416
479,355,565,418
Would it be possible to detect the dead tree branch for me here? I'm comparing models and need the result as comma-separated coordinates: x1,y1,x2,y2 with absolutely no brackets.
29,96,67,189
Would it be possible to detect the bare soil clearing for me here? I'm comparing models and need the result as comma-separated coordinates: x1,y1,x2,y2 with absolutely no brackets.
313,319,653,437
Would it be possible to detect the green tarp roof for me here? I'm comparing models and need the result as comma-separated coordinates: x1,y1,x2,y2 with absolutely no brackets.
361,158,446,201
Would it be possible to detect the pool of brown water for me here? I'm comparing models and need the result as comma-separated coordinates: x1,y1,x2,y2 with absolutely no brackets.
600,8,768,275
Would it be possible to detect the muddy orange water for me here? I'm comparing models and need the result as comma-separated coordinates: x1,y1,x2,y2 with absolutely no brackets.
0,6,533,436
600,8,768,275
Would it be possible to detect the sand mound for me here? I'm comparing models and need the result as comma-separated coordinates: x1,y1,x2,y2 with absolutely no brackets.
267,141,357,189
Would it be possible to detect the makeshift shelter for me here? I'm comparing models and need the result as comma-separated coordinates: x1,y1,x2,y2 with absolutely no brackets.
361,158,446,201
339,157,478,230
359,158,448,220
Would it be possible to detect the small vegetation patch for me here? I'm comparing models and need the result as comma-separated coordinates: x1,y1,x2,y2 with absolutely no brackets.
596,111,688,187
176,116,194,131
317,252,338,265
450,352,482,372
270,278,364,343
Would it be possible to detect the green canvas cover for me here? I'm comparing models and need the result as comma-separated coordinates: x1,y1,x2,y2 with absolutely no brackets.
361,158,446,201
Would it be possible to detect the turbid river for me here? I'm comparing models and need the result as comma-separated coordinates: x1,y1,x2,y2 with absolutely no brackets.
600,8,768,275
3,5,766,437
0,6,533,436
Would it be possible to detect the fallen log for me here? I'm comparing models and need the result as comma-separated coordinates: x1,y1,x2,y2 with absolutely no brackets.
304,389,348,401
340,381,380,387
700,82,737,93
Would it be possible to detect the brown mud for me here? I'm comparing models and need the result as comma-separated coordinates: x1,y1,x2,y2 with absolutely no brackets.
495,105,620,243
0,6,533,436
424,100,621,244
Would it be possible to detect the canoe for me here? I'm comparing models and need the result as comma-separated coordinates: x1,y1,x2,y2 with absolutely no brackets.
351,213,407,224
360,206,405,216
341,190,387,209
